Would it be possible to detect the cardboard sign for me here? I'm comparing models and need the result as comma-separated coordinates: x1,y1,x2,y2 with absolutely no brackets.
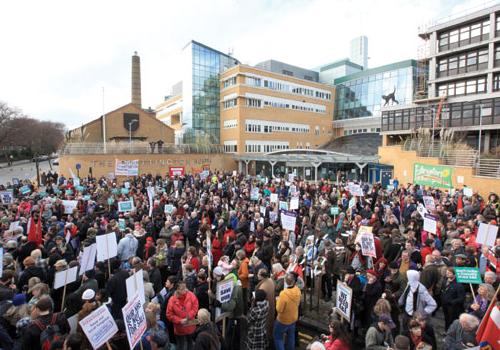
270,193,278,203
216,279,234,304
169,166,185,178
330,207,340,216
0,191,13,204
280,210,297,231
115,160,139,176
335,280,352,322
126,270,146,305
122,293,147,350
96,233,118,262
423,214,437,234
477,223,498,247
62,200,78,215
422,196,435,211
54,266,78,289
118,200,134,212
79,244,97,276
290,198,299,210
360,232,376,258
455,267,482,284
79,305,118,350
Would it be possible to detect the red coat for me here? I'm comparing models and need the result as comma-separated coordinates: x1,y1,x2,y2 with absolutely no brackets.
166,291,199,335
212,238,223,265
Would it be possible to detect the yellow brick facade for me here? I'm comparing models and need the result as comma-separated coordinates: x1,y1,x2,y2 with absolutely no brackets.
66,103,175,144
219,65,335,154
155,95,183,130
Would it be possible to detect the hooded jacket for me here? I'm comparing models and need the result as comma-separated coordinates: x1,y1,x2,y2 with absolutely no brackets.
398,270,437,317
276,285,301,325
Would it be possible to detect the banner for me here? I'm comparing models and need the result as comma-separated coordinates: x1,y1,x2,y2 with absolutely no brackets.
335,280,352,322
477,223,498,247
115,160,139,177
79,305,118,350
79,244,97,276
280,210,297,231
455,267,482,284
122,293,147,350
96,233,118,261
169,166,185,178
413,163,453,188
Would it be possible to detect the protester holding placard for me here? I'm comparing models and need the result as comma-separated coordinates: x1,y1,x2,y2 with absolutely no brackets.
440,267,465,330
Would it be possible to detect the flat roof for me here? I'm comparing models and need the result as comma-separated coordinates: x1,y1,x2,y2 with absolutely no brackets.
318,59,363,72
334,59,417,84
234,149,379,164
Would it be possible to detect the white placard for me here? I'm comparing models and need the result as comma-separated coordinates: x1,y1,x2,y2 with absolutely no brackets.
280,210,297,231
417,203,428,216
96,233,118,262
463,187,473,197
270,193,278,203
62,200,78,214
288,174,295,182
360,232,376,258
349,184,363,197
79,244,97,276
126,270,146,305
164,204,174,214
8,221,19,231
423,214,437,234
477,223,498,247
279,201,288,211
290,198,299,210
335,280,352,322
54,266,78,289
115,160,139,176
216,279,233,304
79,305,118,350
260,206,266,215
457,176,464,184
423,196,435,211
118,200,134,212
122,293,147,350
124,181,130,189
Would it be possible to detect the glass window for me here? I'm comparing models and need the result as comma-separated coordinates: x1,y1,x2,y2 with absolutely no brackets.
450,29,459,43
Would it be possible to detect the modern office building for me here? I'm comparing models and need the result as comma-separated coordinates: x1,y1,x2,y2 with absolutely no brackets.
380,4,500,154
255,59,319,81
350,36,369,69
334,60,418,136
156,41,239,145
219,64,335,156
317,59,363,86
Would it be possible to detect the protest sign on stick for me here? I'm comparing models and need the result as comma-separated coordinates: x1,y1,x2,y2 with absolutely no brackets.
477,223,498,247
54,266,78,310
122,293,147,350
96,233,118,276
79,244,97,276
79,305,118,350
126,270,146,305
335,279,353,323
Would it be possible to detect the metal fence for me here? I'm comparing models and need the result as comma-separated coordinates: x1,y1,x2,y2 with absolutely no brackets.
60,142,224,155
476,158,500,178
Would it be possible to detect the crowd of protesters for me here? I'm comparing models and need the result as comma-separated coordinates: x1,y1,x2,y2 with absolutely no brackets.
0,170,498,350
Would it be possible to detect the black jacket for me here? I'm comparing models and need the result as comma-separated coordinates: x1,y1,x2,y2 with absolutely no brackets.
21,313,70,350
18,266,46,290
0,284,14,302
195,281,210,311
440,278,465,307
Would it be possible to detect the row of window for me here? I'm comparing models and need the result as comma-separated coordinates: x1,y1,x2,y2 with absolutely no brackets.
245,143,289,153
437,48,488,77
223,144,237,153
438,19,490,51
244,121,310,134
343,127,381,136
223,76,236,88
223,119,237,128
223,98,237,109
437,76,486,97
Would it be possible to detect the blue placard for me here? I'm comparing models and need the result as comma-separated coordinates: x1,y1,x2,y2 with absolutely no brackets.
75,185,85,192
107,197,115,205
65,189,73,196
20,186,31,195
112,188,120,195
121,188,129,195
83,195,91,201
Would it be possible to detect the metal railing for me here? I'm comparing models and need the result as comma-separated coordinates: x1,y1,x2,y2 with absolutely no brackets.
60,142,224,155
402,139,500,178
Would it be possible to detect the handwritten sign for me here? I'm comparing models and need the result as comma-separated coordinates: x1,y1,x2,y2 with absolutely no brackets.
122,293,147,350
79,305,118,350
335,280,352,322
290,198,299,210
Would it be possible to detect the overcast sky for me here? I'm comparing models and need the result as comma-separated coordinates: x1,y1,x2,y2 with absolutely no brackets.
0,0,496,129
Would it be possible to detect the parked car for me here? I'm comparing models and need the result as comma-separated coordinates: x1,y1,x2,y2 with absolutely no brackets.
52,158,59,165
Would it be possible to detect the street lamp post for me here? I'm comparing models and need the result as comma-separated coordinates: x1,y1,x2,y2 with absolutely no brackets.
128,120,137,153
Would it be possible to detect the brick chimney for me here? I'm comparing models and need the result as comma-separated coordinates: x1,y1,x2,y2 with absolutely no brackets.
131,51,142,107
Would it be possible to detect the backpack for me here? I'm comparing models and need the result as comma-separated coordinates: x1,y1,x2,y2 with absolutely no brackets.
35,313,61,350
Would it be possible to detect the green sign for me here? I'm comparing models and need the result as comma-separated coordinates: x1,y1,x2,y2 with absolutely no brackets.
413,163,453,189
455,267,482,284
331,207,340,216
118,218,126,231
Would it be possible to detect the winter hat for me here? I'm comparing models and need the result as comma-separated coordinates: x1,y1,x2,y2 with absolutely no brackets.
12,294,27,306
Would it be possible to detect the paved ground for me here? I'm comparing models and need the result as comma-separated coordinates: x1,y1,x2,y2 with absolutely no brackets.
0,159,57,185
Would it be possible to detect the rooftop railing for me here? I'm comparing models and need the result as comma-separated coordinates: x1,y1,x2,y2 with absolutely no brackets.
60,142,224,155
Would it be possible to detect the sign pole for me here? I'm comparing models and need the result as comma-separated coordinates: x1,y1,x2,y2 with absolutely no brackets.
61,270,68,311
106,234,111,277
470,284,476,300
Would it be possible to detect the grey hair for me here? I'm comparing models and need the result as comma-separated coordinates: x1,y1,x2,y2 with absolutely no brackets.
309,341,326,350
459,313,480,329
